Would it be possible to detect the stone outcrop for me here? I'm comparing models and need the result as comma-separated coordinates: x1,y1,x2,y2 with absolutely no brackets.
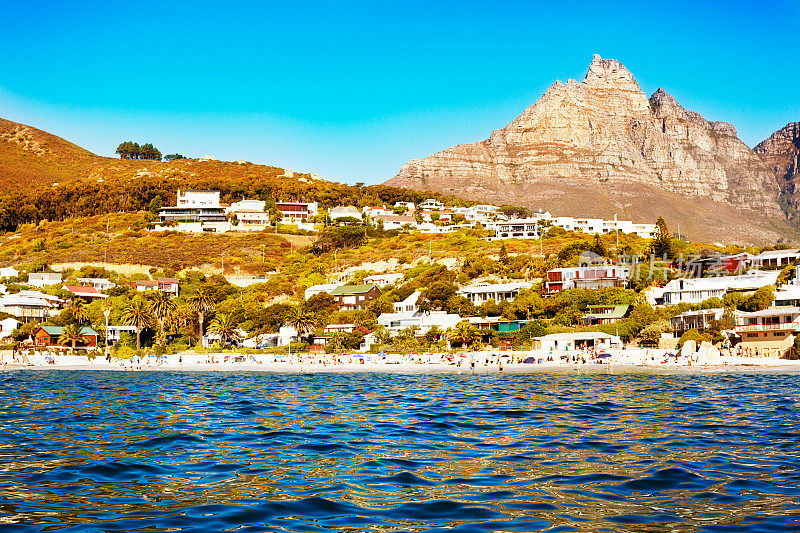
755,122,800,212
387,55,788,241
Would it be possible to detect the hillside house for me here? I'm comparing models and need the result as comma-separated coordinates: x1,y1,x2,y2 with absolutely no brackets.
28,272,62,288
659,271,779,305
458,282,534,304
331,284,381,310
0,292,62,323
543,265,631,295
751,249,800,269
582,305,629,325
364,273,404,288
76,278,115,291
158,190,228,226
63,285,108,301
276,201,318,222
669,308,726,337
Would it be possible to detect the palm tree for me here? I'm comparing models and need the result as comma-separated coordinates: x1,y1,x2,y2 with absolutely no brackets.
58,323,86,354
283,305,318,342
448,321,478,350
150,292,176,342
208,313,240,346
122,299,153,351
186,289,214,344
70,297,88,324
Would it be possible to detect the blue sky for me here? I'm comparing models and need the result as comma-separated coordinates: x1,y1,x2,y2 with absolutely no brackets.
1,0,798,184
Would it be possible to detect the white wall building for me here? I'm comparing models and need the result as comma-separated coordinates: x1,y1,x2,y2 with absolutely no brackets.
660,271,780,305
330,206,362,220
378,310,463,335
458,281,534,304
364,273,404,288
305,283,341,301
28,272,63,288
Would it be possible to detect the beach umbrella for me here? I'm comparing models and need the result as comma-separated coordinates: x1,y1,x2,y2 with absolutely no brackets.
596,353,612,359
523,356,535,364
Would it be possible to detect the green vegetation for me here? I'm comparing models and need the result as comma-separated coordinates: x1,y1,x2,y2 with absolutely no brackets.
116,141,162,160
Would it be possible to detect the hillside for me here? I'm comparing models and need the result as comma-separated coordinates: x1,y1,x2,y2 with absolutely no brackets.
755,122,800,215
387,55,797,245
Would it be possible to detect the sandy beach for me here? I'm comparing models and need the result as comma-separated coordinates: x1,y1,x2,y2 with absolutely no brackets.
4,349,800,374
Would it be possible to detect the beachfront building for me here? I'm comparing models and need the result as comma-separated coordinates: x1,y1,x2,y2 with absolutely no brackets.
33,325,99,349
28,272,62,288
734,307,800,358
659,271,780,305
63,285,108,301
582,305,629,326
468,316,529,349
533,332,623,352
378,310,463,336
0,292,62,323
669,308,726,337
458,281,534,304
106,325,138,344
543,265,631,296
750,249,800,269
331,284,380,311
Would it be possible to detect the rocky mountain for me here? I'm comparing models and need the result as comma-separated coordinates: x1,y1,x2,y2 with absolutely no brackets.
387,55,792,243
755,122,800,214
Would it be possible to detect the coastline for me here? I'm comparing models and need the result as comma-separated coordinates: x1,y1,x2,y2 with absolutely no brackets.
4,349,800,374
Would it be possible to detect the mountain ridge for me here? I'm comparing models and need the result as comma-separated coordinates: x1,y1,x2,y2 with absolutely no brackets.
387,55,793,244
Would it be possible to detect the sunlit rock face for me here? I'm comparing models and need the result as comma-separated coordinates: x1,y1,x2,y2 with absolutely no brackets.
388,54,783,221
756,122,800,212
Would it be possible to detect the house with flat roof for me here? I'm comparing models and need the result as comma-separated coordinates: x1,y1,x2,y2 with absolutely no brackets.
28,272,62,288
76,278,115,291
533,332,622,352
158,190,227,225
0,292,62,323
669,308,726,337
751,249,800,269
544,265,630,295
582,305,629,325
458,281,534,304
276,201,318,222
735,307,800,358
378,310,463,336
659,271,779,305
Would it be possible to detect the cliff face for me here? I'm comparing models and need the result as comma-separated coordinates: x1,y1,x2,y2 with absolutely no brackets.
387,55,788,242
755,122,800,212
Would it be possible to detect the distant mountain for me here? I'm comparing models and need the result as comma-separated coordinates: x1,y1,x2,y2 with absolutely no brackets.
755,122,800,215
387,55,794,244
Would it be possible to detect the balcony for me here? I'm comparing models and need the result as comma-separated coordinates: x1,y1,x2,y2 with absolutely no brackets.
736,321,800,332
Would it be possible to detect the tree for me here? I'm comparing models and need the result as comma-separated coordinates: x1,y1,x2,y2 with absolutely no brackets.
591,233,607,257
283,305,318,341
149,291,176,344
58,323,86,353
186,289,215,343
69,297,89,324
209,313,240,346
651,216,673,259
741,286,774,312
116,141,140,159
148,196,163,215
424,281,457,311
122,299,153,351
164,154,186,161
639,319,672,345
499,243,509,264
448,321,479,349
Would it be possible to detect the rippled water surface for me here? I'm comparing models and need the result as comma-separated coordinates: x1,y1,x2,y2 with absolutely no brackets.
2,370,800,532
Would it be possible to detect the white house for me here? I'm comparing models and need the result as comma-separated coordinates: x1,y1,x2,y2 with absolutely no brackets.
0,267,19,279
28,272,62,288
458,281,534,304
495,219,543,240
227,199,269,230
0,317,20,340
660,271,780,305
156,190,230,232
107,325,138,344
304,283,341,301
77,278,115,291
364,273,404,288
418,199,445,211
534,332,623,352
330,206,362,221
393,291,421,313
378,310,463,335
0,292,62,323
751,249,800,269
374,214,417,230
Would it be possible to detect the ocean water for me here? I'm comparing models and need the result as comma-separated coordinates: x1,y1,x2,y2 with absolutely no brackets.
1,370,800,532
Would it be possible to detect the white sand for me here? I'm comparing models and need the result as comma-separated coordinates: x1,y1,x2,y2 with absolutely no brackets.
4,348,800,373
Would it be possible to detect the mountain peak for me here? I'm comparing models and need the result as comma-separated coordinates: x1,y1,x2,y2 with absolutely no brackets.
583,54,640,91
